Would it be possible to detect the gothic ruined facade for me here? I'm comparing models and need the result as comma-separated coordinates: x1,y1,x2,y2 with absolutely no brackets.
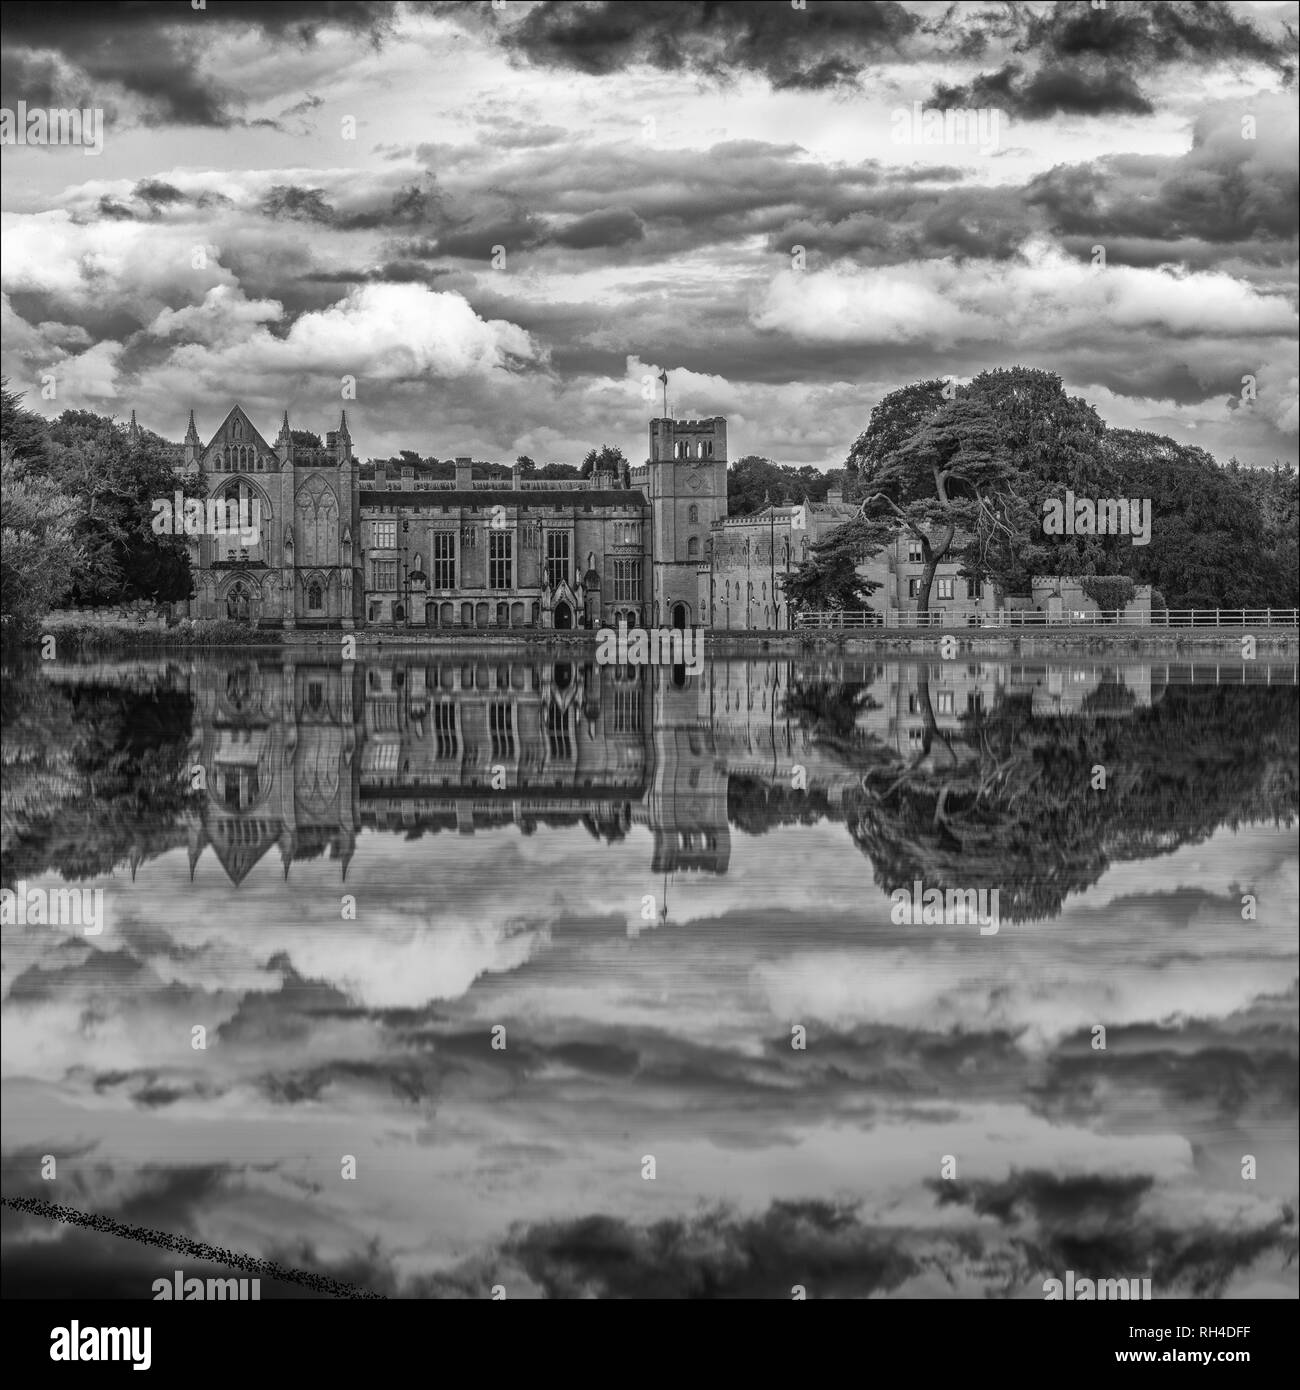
163,407,728,631
163,404,360,629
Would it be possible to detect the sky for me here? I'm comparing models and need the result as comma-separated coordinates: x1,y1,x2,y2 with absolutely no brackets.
1,0,1297,470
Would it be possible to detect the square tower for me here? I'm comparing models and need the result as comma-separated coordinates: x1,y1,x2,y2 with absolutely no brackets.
645,416,727,628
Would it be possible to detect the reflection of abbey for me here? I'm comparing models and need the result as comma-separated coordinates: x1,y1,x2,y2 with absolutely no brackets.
165,656,1157,886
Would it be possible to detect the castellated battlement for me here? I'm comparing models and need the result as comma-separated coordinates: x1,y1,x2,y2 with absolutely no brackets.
648,415,728,464
718,507,801,528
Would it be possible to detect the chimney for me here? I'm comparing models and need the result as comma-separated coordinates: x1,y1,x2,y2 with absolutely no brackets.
455,456,472,489
827,487,843,506
401,464,414,488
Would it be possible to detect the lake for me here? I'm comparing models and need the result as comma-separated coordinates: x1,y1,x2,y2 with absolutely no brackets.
2,650,1296,1298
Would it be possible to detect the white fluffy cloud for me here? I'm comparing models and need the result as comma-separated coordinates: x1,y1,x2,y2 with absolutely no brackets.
753,239,1298,346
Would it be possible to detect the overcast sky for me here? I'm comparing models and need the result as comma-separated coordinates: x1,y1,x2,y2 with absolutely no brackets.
2,0,1297,468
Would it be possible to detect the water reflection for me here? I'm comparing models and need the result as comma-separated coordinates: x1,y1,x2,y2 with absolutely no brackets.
1,652,1296,1299
7,654,1296,917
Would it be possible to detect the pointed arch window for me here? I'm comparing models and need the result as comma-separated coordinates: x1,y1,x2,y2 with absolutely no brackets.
307,580,323,612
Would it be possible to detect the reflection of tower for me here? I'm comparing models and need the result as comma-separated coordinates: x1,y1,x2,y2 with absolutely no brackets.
285,662,360,879
632,664,730,875
185,660,361,883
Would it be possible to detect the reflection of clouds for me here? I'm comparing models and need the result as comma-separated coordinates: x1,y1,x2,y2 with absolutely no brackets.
285,916,552,1008
2,812,1295,1297
754,950,1290,1051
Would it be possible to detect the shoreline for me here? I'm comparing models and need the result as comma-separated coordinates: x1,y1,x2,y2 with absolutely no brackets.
13,625,1298,658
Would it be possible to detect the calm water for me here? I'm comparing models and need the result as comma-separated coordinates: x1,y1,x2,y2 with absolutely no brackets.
2,650,1297,1298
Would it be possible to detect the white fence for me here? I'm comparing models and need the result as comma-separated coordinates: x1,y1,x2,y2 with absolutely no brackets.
796,608,1300,630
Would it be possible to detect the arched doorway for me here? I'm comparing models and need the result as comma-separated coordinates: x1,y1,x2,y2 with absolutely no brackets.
226,582,252,622
554,601,572,629
671,602,687,629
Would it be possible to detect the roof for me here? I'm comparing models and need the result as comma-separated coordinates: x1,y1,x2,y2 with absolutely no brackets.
359,489,649,509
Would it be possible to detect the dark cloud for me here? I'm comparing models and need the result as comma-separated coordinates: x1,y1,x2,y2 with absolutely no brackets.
551,207,644,249
133,179,186,207
1018,0,1292,71
933,1169,1298,1298
418,1200,922,1299
0,1,396,128
1027,143,1300,250
928,0,1295,118
458,0,1291,121
260,185,339,224
934,62,1154,117
932,0,1294,119
493,0,919,90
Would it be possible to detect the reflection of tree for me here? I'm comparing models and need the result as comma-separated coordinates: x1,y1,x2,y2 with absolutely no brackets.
846,682,1298,922
728,776,834,834
0,660,196,885
780,676,883,761
747,672,1298,924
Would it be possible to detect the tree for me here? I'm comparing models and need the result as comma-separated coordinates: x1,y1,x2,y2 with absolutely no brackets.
44,411,195,606
781,514,885,614
728,456,787,514
956,368,1114,596
290,429,322,450
1,378,50,472
515,454,536,475
858,396,1007,614
580,444,628,479
781,548,879,614
0,452,82,640
1103,429,1275,608
846,379,949,478
1079,575,1136,615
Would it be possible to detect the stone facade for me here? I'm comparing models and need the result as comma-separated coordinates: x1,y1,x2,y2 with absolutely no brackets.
174,405,360,630
167,410,728,631
701,493,859,631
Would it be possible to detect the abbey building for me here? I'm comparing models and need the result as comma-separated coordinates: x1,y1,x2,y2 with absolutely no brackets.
162,407,730,632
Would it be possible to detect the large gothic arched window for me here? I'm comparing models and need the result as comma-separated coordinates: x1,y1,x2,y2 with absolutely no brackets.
226,582,251,622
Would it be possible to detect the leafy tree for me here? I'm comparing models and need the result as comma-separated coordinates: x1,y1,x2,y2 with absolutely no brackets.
846,379,948,478
781,516,883,614
0,454,82,640
580,444,628,479
726,456,785,514
0,378,50,471
290,429,323,449
956,368,1114,594
858,396,1007,613
1103,429,1273,608
515,454,536,474
43,411,196,607
1079,575,1136,614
